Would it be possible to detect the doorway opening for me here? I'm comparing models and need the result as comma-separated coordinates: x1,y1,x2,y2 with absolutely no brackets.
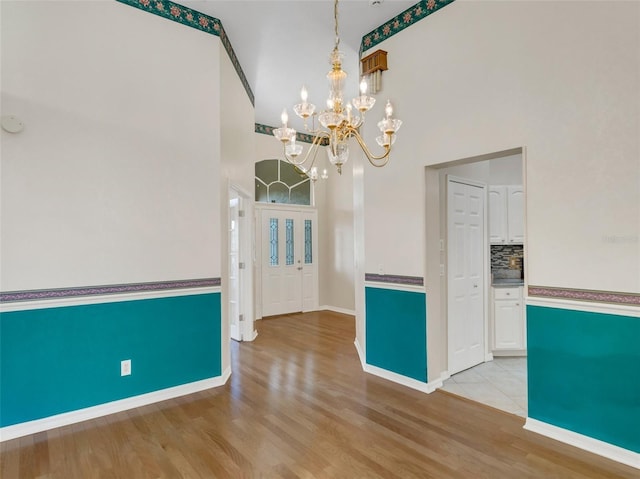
426,147,527,416
228,184,256,342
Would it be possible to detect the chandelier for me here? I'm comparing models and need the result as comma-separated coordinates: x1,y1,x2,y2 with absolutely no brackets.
272,0,402,180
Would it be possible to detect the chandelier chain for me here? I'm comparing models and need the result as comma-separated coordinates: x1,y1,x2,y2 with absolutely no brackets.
334,0,340,50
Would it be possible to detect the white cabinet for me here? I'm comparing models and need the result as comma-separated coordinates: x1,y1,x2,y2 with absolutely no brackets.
506,186,524,243
492,286,526,353
489,185,524,244
489,187,508,244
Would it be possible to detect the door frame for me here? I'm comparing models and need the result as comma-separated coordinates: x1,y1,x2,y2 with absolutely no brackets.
228,183,256,341
255,203,319,319
445,175,491,374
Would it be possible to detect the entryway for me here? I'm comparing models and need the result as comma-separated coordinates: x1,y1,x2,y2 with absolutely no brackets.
426,148,528,416
255,205,318,318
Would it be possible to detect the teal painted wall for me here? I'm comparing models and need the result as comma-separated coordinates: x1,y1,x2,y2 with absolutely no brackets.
0,293,221,427
527,305,640,453
365,287,427,382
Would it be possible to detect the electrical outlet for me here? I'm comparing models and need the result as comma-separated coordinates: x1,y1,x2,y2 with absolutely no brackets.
121,359,131,377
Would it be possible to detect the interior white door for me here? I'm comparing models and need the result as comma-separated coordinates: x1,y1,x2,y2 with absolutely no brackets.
229,194,241,341
447,178,486,375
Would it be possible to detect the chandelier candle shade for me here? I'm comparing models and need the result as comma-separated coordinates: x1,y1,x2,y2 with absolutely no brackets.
272,0,402,178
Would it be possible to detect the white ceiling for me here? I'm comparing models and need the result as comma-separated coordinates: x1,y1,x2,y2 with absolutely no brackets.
176,1,416,129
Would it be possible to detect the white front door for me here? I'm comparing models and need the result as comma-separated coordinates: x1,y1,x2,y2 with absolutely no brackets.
447,177,486,375
261,208,317,317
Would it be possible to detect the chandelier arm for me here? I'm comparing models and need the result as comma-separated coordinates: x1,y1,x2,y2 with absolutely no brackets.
350,129,392,166
283,132,329,167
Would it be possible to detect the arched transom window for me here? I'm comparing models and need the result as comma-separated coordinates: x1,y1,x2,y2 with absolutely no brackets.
255,159,311,205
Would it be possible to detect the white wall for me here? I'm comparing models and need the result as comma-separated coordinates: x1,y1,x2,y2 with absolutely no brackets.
362,0,639,294
221,58,257,198
0,1,222,291
219,43,256,370
321,155,355,313
489,154,523,186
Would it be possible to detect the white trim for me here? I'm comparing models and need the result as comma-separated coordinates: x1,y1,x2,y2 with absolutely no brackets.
354,339,366,368
524,418,640,470
362,363,443,394
228,180,252,200
0,368,231,442
255,203,317,213
321,305,356,316
364,282,425,293
447,174,486,189
526,296,640,318
0,287,221,313
492,350,527,357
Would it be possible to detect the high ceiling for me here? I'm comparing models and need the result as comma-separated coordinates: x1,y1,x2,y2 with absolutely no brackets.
176,1,417,130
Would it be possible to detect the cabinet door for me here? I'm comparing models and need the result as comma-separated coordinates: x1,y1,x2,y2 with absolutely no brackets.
489,186,507,244
494,298,524,350
507,186,524,244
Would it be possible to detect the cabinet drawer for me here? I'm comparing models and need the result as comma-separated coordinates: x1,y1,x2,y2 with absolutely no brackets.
494,287,521,300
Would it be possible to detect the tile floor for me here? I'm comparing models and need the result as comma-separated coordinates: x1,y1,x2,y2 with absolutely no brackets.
441,357,528,417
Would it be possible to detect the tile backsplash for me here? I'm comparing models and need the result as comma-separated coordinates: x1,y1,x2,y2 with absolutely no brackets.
491,244,524,270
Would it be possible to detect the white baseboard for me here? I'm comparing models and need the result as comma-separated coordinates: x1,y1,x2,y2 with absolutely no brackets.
492,350,527,357
321,305,356,316
0,368,232,442
524,418,639,469
353,340,444,394
354,339,366,368
362,363,443,394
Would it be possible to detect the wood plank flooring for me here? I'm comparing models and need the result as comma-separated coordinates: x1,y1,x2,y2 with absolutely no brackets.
1,311,637,478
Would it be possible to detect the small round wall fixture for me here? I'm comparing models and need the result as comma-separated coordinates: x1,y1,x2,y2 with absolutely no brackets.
1,115,25,133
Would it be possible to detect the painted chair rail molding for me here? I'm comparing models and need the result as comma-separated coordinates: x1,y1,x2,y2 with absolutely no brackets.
0,278,221,303
528,286,640,306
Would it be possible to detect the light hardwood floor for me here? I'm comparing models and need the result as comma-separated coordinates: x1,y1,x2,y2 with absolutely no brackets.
1,311,637,478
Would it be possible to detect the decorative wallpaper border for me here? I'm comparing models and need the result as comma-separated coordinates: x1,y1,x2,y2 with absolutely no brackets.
528,286,640,307
255,123,329,146
365,273,424,287
0,278,221,303
116,0,254,106
361,0,456,53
